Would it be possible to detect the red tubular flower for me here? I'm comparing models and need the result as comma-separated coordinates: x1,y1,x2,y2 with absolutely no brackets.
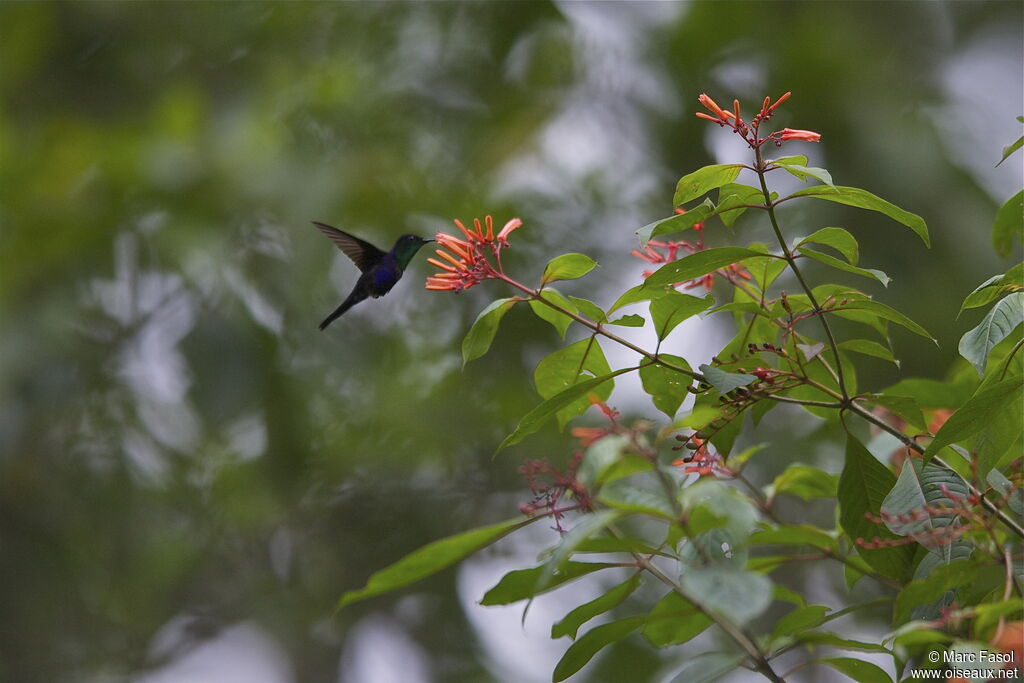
697,93,731,122
777,128,821,142
426,215,520,292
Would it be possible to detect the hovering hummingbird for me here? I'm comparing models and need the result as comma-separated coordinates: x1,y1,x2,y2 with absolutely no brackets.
312,222,434,330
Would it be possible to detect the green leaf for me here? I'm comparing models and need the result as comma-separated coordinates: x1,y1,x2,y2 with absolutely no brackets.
993,189,1023,257
678,566,773,625
569,296,607,323
529,288,578,339
650,291,713,340
881,460,968,557
598,484,676,521
828,294,934,341
640,354,692,417
958,292,1024,376
862,394,927,431
959,264,1024,314
637,202,715,245
480,562,619,605
882,377,975,410
838,435,915,580
987,469,1024,519
542,253,598,285
642,591,713,646
698,363,757,394
799,227,860,264
923,376,1024,462
608,283,670,313
797,632,892,653
644,247,772,288
533,338,612,429
462,298,517,365
573,537,669,557
749,524,837,551
798,246,890,287
337,516,535,609
552,574,641,639
539,510,627,593
607,314,645,327
788,185,930,248
773,158,835,188
997,134,1024,167
769,465,839,500
771,605,831,641
553,616,647,682
820,657,893,683
717,183,765,228
674,164,744,206
894,560,979,626
838,339,897,366
499,368,633,452
667,652,745,683
577,434,630,490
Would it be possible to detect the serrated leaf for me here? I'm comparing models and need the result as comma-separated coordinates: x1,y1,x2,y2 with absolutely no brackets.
462,298,517,365
569,296,607,323
958,291,1024,376
698,363,757,394
993,189,1023,257
542,253,598,284
923,376,1024,462
337,517,535,609
528,288,578,339
552,574,641,640
838,435,915,580
644,247,772,288
798,246,890,286
608,314,645,327
799,227,860,264
650,291,713,340
674,164,744,206
552,616,647,682
480,562,619,605
820,657,893,683
789,185,930,248
640,354,692,417
499,368,632,452
642,591,713,647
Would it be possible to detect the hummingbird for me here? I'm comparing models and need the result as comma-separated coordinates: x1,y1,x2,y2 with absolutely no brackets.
312,221,434,330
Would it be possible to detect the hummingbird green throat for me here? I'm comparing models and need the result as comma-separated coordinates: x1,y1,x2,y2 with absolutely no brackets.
312,221,433,330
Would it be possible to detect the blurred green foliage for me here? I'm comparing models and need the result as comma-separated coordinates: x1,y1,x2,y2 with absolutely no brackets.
0,2,1020,682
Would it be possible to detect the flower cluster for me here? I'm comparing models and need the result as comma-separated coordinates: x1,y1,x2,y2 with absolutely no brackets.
672,436,735,478
425,216,522,292
696,91,820,149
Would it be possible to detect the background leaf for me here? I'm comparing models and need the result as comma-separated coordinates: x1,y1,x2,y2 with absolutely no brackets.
958,291,1024,376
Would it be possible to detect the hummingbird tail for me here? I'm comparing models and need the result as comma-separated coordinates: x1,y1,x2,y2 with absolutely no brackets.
318,290,366,330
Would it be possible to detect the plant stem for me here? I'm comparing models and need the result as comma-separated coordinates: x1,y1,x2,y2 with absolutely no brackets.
753,148,849,400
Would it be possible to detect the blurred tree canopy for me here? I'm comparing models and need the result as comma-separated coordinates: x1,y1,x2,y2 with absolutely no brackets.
0,2,1020,682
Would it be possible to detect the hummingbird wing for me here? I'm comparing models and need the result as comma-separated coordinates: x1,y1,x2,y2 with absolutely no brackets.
312,222,386,272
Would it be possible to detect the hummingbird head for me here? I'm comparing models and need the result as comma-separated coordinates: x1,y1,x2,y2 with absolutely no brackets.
393,234,434,267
